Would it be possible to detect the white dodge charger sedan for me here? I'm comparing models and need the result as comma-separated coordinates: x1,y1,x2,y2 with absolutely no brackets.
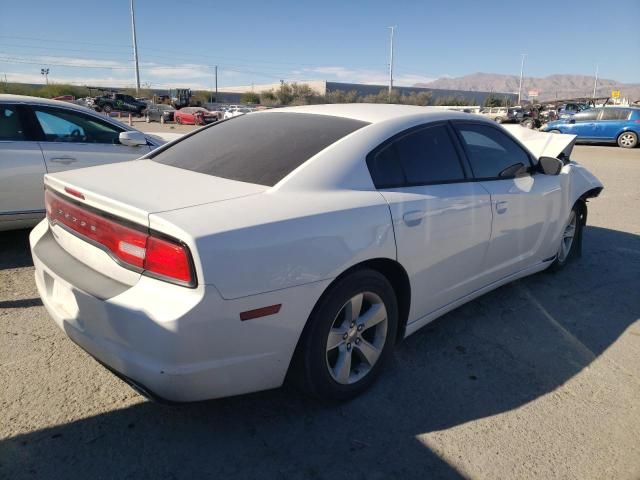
30,104,603,402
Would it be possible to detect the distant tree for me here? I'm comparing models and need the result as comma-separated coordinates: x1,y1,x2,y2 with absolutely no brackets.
434,95,473,106
192,90,212,105
359,89,432,106
483,95,505,107
324,89,359,103
240,92,260,104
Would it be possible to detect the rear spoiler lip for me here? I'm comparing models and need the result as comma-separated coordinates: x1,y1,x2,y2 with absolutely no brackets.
44,173,150,227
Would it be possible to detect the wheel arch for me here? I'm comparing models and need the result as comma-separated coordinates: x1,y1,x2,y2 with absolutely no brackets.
314,258,411,343
286,257,412,382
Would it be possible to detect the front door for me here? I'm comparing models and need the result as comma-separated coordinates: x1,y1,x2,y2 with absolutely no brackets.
30,106,151,174
452,121,562,283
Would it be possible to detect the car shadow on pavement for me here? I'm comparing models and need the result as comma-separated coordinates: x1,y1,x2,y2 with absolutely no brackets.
0,229,32,270
1,225,639,480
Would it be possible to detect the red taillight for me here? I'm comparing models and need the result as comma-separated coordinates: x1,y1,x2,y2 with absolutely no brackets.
45,189,195,287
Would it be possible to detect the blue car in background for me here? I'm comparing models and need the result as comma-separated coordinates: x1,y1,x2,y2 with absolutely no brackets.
542,107,640,148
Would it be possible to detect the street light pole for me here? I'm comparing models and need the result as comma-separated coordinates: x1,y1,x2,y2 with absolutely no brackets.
388,26,396,101
517,53,526,105
592,64,599,98
130,0,141,93
40,68,49,85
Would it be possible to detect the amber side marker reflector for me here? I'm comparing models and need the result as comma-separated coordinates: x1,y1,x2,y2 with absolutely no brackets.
240,304,282,321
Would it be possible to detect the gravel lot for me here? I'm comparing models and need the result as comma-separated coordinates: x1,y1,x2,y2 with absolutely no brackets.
1,144,639,480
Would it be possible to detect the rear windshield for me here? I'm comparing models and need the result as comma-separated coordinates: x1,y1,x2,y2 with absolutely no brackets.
151,112,369,186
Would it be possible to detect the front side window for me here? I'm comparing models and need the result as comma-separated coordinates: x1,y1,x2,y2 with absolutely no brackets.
33,107,123,144
601,109,631,121
0,104,26,141
367,123,466,188
455,123,531,179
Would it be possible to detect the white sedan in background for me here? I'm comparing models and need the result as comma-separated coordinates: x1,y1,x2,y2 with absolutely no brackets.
30,104,602,402
0,95,163,231
223,107,252,119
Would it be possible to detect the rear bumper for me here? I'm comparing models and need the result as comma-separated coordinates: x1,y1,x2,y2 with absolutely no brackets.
30,220,329,402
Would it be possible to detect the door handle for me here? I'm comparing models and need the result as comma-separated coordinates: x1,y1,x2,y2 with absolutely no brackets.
403,210,424,226
50,157,77,165
495,201,508,214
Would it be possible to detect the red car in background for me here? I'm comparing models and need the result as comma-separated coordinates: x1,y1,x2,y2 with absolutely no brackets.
174,107,221,125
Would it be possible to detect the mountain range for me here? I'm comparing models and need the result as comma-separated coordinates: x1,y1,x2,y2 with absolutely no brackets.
416,73,640,101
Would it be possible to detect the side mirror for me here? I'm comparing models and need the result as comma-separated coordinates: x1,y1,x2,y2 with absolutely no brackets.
119,131,147,147
538,156,563,175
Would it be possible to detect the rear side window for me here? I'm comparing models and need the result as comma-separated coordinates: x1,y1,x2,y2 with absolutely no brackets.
152,113,368,187
455,123,531,179
601,109,631,121
0,105,26,141
367,124,466,188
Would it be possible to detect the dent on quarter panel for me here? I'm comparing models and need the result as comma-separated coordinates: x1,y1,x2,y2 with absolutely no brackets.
199,205,395,299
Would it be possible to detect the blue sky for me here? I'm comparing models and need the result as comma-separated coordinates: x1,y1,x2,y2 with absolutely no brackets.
1,0,638,90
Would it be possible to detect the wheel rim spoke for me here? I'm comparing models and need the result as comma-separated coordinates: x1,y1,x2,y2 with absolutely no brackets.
355,339,381,366
345,293,363,324
334,345,352,383
326,329,346,351
359,303,386,331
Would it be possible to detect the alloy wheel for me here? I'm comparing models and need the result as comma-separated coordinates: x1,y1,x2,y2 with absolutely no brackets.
558,210,577,262
619,133,636,148
325,292,388,385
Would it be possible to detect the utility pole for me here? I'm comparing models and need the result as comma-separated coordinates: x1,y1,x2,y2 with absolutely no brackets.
130,0,141,93
592,64,599,98
517,53,526,105
388,26,396,100
215,65,218,100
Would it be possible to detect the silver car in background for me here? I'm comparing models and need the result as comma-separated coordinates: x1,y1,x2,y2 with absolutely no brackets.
0,95,163,231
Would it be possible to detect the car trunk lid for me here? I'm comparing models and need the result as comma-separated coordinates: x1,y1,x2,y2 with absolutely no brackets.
43,159,267,286
44,159,267,226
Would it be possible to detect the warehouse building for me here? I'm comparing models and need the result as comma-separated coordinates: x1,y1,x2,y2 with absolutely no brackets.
215,80,516,104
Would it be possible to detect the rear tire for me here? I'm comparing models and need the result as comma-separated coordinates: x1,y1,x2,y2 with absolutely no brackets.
495,116,503,124
617,131,638,148
102,104,113,114
295,269,398,402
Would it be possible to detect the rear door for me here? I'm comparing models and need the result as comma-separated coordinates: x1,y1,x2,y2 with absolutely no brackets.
452,121,562,283
0,103,47,221
30,105,152,174
370,122,493,319
598,108,631,140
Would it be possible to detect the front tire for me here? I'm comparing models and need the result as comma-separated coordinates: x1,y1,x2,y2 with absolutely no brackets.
296,269,398,402
617,131,638,148
102,104,113,114
550,203,584,271
549,129,561,134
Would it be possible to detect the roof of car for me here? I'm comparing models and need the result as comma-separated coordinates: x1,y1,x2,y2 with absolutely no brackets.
262,103,478,124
